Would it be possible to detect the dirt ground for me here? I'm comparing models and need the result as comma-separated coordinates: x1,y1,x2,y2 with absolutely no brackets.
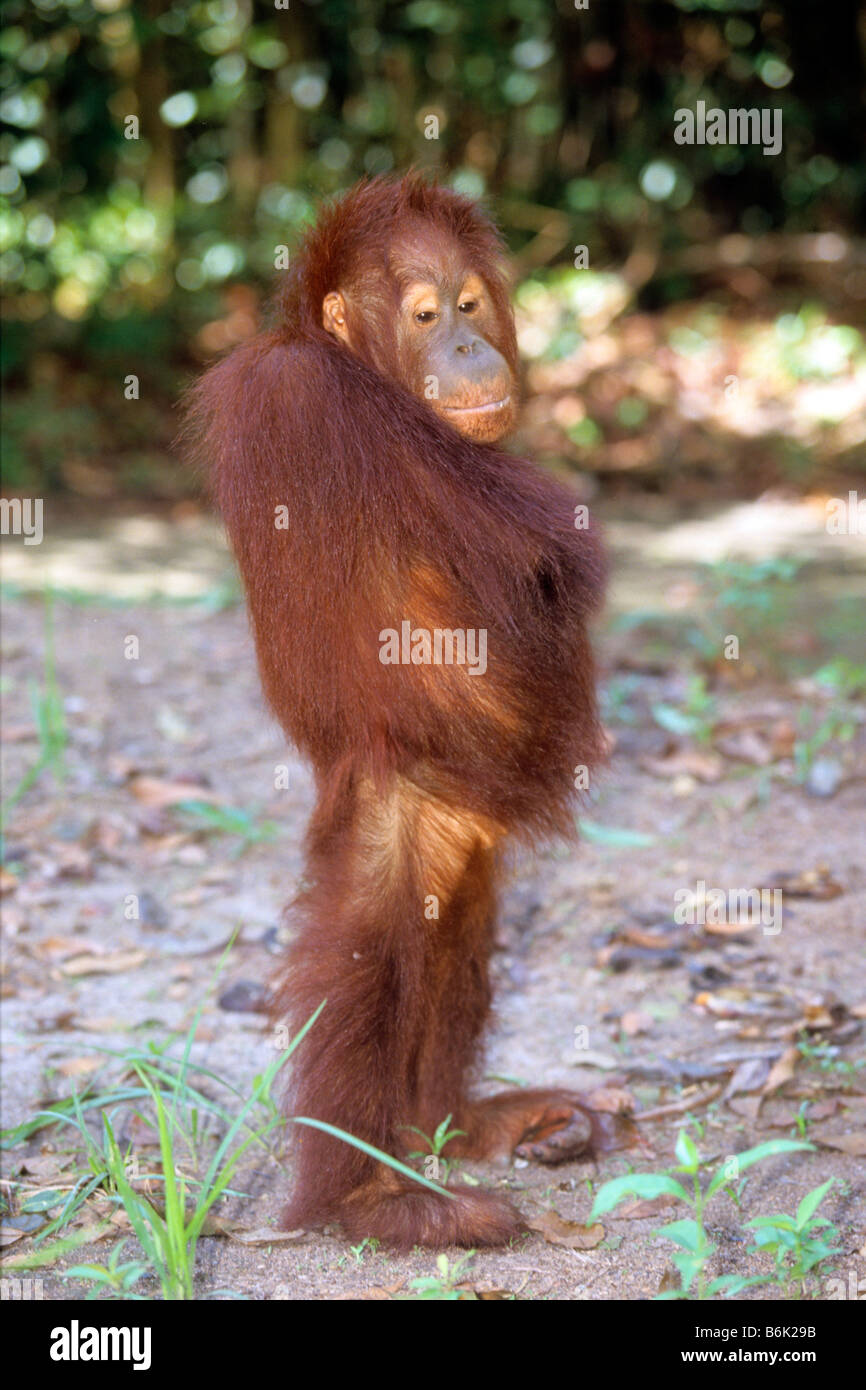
1,497,864,1301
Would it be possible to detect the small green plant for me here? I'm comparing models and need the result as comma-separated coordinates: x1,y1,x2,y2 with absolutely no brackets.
409,1251,477,1300
793,706,856,782
577,820,655,848
36,1035,296,1300
699,556,801,668
706,557,801,622
63,1240,149,1300
652,673,717,744
174,800,279,854
607,558,803,683
796,1035,865,1078
346,1237,379,1266
744,1179,841,1297
590,1131,815,1300
1,593,66,830
601,674,642,726
4,990,454,1298
404,1113,466,1184
810,658,866,700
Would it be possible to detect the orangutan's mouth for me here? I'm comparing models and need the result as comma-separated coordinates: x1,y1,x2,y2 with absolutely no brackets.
443,395,512,416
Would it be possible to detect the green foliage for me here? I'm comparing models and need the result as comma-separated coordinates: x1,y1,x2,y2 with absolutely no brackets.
577,819,655,849
809,658,866,700
601,674,643,726
174,800,280,854
2,981,455,1297
743,1180,842,1296
590,1131,827,1300
3,964,313,1297
290,1115,456,1201
404,1112,467,1183
797,1036,865,1080
63,1242,149,1300
1,592,66,834
690,558,802,667
652,673,717,743
2,0,862,386
791,658,863,784
793,706,856,782
610,557,808,682
409,1251,478,1300
0,390,101,490
706,557,802,621
344,1237,380,1266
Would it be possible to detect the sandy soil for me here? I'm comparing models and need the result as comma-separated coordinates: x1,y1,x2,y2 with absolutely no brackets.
1,500,864,1300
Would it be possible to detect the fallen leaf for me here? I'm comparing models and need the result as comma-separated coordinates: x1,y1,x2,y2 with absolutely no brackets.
348,1283,409,1300
727,1096,763,1121
812,1131,866,1157
18,1155,72,1179
694,988,795,1019
616,1195,680,1220
2,724,37,743
725,1056,772,1098
769,719,796,759
769,866,843,900
33,936,91,961
714,730,774,766
60,950,148,977
0,1228,27,1248
228,1227,309,1246
796,1009,833,1033
619,924,687,950
173,887,209,907
83,818,126,853
620,1010,652,1037
129,776,223,809
757,1105,805,1130
703,919,761,938
54,845,94,880
527,1210,605,1248
807,1099,841,1120
56,1056,103,1079
764,1046,799,1092
640,749,723,782
200,864,234,885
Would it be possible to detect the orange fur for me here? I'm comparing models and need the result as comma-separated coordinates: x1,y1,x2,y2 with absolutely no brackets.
184,175,613,1250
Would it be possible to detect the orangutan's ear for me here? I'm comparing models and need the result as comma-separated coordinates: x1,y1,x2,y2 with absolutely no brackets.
322,291,350,345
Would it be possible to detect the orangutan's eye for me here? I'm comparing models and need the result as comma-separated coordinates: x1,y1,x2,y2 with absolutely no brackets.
414,310,439,325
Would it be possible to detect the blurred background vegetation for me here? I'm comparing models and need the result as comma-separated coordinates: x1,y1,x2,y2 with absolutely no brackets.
1,0,864,500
